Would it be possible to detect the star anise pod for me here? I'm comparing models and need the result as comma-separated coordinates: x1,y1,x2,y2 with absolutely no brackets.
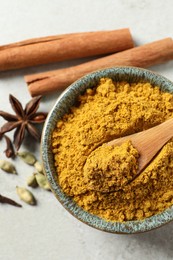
0,95,47,150
0,132,15,158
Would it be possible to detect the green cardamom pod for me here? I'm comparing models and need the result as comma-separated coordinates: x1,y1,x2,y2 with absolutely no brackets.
0,159,17,174
16,186,36,205
34,161,44,174
27,174,38,188
35,173,51,191
17,151,36,165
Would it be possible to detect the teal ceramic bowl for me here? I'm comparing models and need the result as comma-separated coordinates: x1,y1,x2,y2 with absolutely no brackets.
41,66,173,234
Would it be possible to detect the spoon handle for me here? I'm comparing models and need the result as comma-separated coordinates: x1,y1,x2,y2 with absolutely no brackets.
108,118,173,172
132,118,173,166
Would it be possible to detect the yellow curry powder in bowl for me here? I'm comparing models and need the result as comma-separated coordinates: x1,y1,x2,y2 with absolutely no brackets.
42,67,173,234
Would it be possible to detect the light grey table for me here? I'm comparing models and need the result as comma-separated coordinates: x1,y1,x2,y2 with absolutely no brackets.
0,0,173,259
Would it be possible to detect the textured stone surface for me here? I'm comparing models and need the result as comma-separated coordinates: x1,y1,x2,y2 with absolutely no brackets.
0,0,173,259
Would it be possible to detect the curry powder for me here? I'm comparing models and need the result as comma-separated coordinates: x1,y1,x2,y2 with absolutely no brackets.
52,78,173,222
83,140,139,193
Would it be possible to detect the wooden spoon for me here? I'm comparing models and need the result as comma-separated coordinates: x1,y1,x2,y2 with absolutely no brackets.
84,118,173,193
107,117,173,175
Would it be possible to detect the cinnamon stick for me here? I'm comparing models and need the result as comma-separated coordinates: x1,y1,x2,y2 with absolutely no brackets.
0,28,133,71
25,38,173,97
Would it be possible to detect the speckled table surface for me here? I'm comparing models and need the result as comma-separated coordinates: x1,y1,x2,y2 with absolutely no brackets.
1,0,173,259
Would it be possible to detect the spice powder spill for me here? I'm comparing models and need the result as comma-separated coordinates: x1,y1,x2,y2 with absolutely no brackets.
52,78,173,222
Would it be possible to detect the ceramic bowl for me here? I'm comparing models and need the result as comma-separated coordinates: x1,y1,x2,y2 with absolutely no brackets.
41,66,173,234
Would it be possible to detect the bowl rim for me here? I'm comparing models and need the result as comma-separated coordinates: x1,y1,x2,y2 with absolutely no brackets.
41,66,173,234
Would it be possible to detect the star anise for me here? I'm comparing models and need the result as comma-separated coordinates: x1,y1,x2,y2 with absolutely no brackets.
0,95,47,150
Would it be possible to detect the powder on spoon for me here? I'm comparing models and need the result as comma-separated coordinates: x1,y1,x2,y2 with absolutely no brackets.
83,140,139,193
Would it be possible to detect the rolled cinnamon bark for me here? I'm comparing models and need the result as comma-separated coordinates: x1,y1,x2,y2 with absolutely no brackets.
25,38,173,97
0,28,133,71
